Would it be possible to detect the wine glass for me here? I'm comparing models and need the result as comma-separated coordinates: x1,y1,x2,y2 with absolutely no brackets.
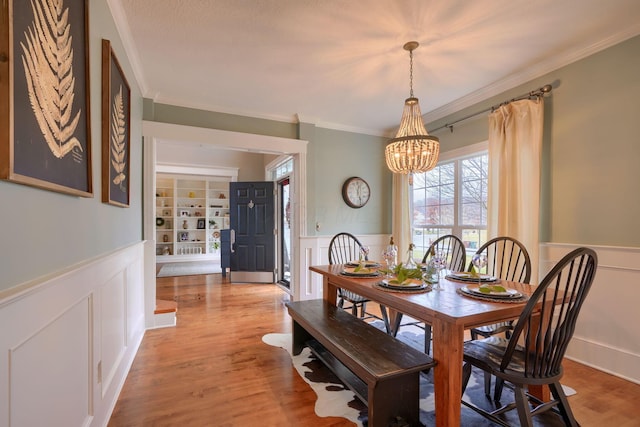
430,251,447,290
359,246,370,266
471,253,488,287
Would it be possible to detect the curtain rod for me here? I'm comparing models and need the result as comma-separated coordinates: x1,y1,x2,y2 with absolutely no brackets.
430,83,553,133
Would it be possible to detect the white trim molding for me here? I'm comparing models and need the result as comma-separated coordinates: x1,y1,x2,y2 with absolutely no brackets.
540,242,640,385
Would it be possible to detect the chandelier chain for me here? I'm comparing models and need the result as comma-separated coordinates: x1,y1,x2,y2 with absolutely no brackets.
409,49,414,98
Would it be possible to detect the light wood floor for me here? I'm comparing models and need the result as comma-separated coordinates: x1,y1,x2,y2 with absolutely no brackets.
108,273,640,426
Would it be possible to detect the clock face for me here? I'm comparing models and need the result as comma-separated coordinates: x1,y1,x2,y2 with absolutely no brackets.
342,177,370,208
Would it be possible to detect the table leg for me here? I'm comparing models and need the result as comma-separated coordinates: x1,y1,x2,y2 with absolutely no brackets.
323,276,338,305
432,318,464,427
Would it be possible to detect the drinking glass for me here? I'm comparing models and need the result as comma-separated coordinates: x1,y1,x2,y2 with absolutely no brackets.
381,248,396,278
471,253,488,287
430,251,447,290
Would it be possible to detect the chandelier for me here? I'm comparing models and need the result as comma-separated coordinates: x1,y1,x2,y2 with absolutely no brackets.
385,41,439,184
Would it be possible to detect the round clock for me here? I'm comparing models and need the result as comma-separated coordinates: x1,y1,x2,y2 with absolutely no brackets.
342,177,370,208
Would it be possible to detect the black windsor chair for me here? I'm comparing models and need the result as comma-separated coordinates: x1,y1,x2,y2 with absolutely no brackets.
328,232,382,323
467,236,532,399
461,247,597,426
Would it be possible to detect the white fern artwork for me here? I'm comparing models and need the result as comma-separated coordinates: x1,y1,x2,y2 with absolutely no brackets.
110,85,127,191
20,0,83,161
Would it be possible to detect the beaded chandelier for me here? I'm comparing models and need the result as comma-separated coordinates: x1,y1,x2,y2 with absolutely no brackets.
385,41,439,184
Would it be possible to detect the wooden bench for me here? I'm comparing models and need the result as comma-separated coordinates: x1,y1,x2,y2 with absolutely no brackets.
285,299,435,427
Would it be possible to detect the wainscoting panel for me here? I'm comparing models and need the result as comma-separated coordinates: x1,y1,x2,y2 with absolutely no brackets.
0,243,146,427
10,296,91,427
100,270,127,399
540,243,640,384
296,234,388,301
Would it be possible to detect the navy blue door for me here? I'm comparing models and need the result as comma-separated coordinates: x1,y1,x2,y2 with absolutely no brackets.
229,181,275,275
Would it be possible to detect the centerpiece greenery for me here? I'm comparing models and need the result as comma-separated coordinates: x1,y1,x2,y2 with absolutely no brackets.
382,263,425,284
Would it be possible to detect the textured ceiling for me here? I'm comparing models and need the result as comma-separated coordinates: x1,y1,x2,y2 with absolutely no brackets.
111,0,640,136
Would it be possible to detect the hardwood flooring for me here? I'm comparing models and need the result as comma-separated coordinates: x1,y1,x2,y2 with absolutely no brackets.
108,273,640,426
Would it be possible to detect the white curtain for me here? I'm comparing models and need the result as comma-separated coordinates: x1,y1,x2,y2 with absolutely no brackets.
487,98,544,284
391,173,412,262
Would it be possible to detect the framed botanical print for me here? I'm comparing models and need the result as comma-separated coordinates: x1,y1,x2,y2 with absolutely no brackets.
101,39,131,207
0,0,92,197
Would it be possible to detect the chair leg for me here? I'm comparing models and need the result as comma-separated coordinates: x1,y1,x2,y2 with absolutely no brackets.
549,382,579,427
470,329,479,340
461,362,472,395
360,302,368,318
483,372,492,397
494,377,505,402
424,324,432,355
513,385,534,427
379,304,391,334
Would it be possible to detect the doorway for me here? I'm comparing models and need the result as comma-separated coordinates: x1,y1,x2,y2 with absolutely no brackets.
143,122,307,326
278,176,291,288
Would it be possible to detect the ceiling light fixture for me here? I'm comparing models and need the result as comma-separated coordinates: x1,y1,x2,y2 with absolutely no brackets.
385,41,439,184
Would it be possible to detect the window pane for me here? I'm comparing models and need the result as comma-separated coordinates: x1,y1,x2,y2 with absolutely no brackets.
440,203,454,225
460,154,488,226
411,150,488,254
412,227,453,262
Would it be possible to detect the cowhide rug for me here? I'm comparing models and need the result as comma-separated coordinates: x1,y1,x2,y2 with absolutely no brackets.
263,324,576,426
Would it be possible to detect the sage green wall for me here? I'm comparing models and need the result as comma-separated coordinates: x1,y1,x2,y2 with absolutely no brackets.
145,102,298,140
428,35,640,248
0,0,144,292
309,127,390,236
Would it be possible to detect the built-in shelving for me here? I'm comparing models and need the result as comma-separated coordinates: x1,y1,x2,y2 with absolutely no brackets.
155,173,233,262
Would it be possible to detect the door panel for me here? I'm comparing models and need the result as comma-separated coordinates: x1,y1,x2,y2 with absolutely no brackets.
229,181,275,279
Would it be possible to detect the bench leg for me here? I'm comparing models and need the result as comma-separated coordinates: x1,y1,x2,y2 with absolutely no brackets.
291,319,313,355
368,374,421,427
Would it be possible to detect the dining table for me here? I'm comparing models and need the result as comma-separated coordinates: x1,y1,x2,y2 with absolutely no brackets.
309,263,549,427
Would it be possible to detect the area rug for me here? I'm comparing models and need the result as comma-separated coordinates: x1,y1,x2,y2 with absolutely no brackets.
263,326,576,426
157,261,220,277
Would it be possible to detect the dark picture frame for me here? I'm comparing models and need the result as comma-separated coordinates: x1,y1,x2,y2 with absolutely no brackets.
197,218,205,229
101,39,131,207
0,0,92,197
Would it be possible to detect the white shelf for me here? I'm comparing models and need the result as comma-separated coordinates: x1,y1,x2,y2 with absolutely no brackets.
155,173,234,261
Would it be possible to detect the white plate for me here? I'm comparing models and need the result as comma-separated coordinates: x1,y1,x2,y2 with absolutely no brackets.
447,272,498,283
346,261,380,268
341,267,379,276
381,278,424,289
463,285,521,298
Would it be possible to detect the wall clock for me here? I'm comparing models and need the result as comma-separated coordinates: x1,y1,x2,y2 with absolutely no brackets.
342,177,370,208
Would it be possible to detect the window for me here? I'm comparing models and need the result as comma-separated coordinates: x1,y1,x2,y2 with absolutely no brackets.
411,145,488,262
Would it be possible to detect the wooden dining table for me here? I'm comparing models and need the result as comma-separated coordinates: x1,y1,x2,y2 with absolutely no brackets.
309,264,547,427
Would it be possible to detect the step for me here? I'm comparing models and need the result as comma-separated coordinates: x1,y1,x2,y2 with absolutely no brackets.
154,299,177,328
155,299,178,314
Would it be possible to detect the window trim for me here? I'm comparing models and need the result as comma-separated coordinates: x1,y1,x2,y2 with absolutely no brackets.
438,140,488,163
